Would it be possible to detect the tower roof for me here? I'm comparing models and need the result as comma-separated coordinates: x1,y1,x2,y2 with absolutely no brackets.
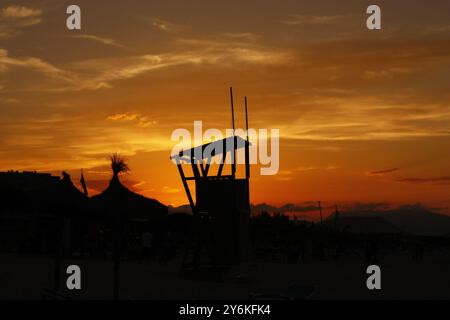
171,136,250,163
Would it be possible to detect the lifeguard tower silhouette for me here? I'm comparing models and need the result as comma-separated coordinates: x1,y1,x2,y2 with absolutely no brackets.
171,88,251,272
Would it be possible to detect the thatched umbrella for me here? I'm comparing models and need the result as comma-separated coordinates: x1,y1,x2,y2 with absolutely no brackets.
91,154,167,299
92,154,166,219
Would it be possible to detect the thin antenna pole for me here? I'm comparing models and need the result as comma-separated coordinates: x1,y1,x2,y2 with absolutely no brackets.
245,96,250,179
230,87,236,177
318,201,323,224
334,204,339,229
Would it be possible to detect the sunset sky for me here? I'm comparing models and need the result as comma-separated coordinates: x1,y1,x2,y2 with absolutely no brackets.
1,0,449,214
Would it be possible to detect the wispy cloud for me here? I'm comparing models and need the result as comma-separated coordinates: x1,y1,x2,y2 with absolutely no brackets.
70,34,124,48
0,49,69,79
106,113,157,128
107,113,139,121
152,18,182,33
1,5,41,19
362,67,414,80
0,97,19,103
0,5,42,37
55,38,290,91
295,165,338,172
162,186,181,194
283,14,344,26
222,32,261,42
422,24,450,35
279,94,450,141
0,114,170,171
0,34,290,92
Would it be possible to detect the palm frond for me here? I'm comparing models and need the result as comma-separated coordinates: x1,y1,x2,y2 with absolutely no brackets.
110,153,130,176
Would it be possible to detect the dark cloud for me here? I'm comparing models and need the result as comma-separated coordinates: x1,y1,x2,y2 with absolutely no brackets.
369,168,400,175
396,176,450,185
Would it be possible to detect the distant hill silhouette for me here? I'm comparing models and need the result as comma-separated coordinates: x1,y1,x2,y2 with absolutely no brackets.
170,201,450,236
167,204,192,215
167,203,310,217
343,204,450,236
324,215,400,234
251,202,450,236
251,203,318,217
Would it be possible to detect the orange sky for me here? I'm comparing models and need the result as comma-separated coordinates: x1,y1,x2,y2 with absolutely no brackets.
0,0,449,213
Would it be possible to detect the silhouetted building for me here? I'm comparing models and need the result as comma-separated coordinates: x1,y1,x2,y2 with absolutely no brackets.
0,171,86,253
172,88,251,268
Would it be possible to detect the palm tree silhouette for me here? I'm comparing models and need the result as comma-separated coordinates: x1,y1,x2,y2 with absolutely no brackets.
110,153,129,183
